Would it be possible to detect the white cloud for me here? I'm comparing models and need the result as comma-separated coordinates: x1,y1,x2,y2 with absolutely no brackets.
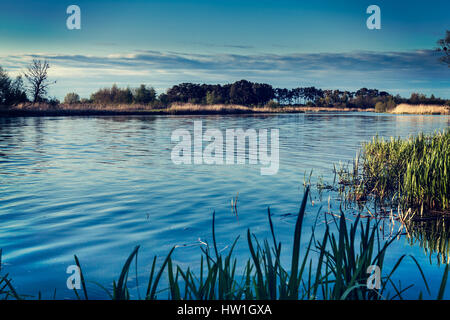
0,49,448,99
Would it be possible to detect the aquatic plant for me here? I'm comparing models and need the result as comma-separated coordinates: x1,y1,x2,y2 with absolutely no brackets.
2,188,449,300
0,249,21,300
338,130,449,217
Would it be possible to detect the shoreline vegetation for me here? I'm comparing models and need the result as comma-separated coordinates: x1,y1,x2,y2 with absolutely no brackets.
389,104,450,115
336,130,449,218
1,63,449,116
0,102,449,117
1,188,449,300
0,102,377,117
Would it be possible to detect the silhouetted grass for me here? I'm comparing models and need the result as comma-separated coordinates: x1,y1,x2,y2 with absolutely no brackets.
2,187,449,300
0,249,21,300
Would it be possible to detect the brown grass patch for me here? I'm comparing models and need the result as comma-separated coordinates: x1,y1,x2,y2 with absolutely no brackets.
1,102,375,116
14,103,155,112
167,103,374,113
389,104,450,115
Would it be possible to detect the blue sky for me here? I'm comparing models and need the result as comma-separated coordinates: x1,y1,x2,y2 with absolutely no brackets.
0,0,449,99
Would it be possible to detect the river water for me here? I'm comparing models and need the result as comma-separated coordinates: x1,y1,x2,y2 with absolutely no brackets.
0,113,448,299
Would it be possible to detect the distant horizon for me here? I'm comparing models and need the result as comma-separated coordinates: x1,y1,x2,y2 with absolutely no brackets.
1,0,449,99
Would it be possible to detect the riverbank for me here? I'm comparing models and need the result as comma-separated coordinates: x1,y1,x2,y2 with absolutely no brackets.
2,102,449,117
0,103,375,117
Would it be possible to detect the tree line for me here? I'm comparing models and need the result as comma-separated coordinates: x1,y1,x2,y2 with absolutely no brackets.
1,26,449,111
2,65,449,110
74,80,447,111
60,28,450,110
0,60,59,106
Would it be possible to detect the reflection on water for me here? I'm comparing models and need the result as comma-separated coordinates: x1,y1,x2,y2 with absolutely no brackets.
405,218,450,265
0,113,448,299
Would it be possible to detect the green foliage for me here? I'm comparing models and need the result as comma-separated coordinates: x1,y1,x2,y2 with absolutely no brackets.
44,97,60,107
375,101,387,112
63,92,80,104
166,83,207,104
157,93,169,107
0,68,12,105
339,130,449,215
375,97,397,112
229,80,255,105
228,80,274,105
80,98,91,104
164,80,274,106
159,81,446,109
407,92,449,106
64,80,448,109
91,84,158,105
90,84,132,104
265,100,280,109
67,189,450,300
206,91,222,105
0,67,28,106
9,76,28,104
133,85,156,104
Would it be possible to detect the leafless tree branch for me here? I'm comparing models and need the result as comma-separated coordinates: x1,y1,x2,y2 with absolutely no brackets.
24,59,53,103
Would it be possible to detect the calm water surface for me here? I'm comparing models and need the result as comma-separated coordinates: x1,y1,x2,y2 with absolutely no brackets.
0,113,449,299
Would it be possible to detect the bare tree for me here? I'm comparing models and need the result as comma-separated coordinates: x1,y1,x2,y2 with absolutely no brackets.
24,59,53,103
436,30,450,67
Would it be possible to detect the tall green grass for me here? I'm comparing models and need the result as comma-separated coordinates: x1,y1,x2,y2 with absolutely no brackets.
338,130,449,217
2,187,448,300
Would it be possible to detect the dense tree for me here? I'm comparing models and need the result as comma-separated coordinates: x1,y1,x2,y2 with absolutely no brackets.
112,85,133,104
252,82,274,105
0,67,28,106
274,88,290,104
133,85,156,104
163,80,273,106
205,84,230,104
230,80,257,105
0,67,11,105
206,90,222,104
302,87,322,103
90,84,159,105
167,83,206,104
375,96,396,112
8,76,28,104
64,92,80,104
90,84,133,104
158,93,169,106
66,80,449,110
